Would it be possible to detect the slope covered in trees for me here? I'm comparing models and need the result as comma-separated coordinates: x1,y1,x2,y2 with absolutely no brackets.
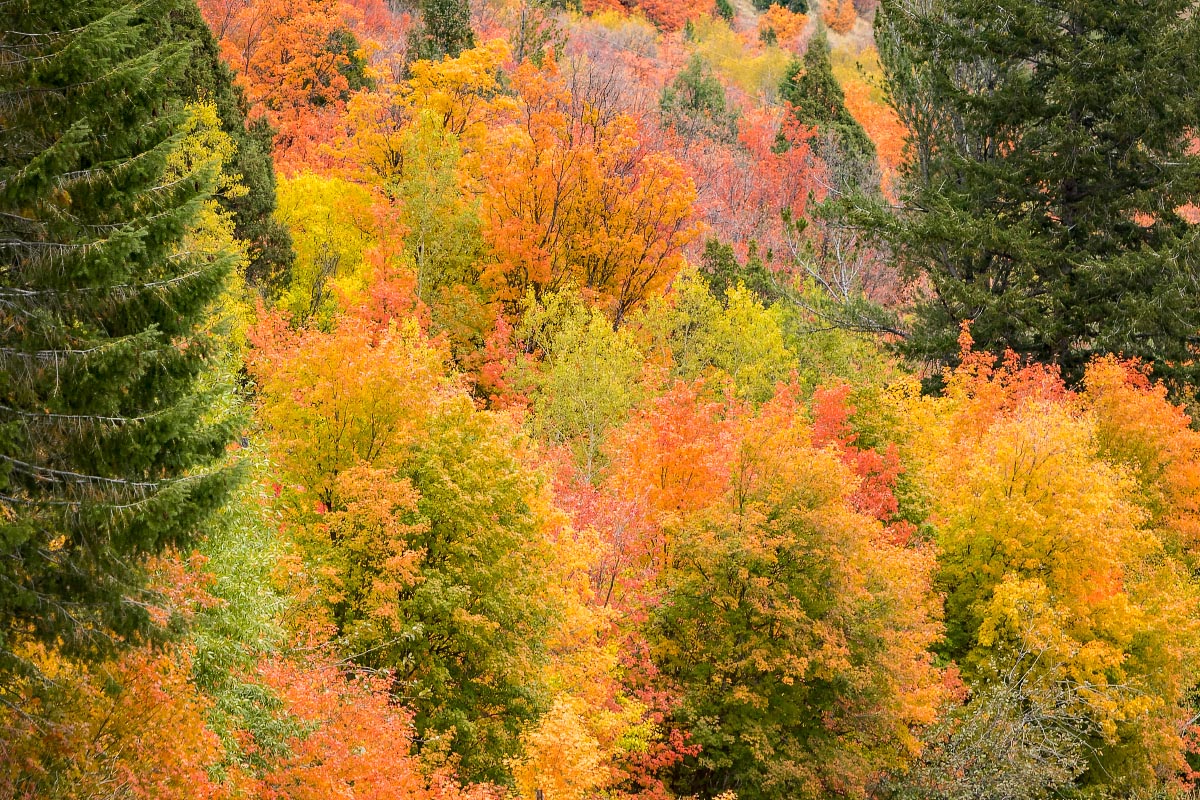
4,1,1200,800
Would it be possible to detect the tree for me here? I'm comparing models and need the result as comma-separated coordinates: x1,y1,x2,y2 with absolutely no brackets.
822,0,857,34
173,0,294,293
250,302,559,783
890,663,1091,800
886,335,1200,792
869,0,1200,383
198,0,372,169
479,58,700,323
647,388,944,800
660,55,737,143
637,271,797,403
781,28,877,194
697,239,781,307
0,0,239,686
757,4,807,47
411,0,476,60
273,173,401,325
522,303,647,483
753,0,807,13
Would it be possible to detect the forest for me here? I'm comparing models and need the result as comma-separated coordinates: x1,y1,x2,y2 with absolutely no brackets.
3,0,1200,798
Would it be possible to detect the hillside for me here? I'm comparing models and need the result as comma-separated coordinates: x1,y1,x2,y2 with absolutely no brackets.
3,2,1200,799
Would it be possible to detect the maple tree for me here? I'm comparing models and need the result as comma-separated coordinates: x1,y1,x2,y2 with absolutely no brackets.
636,385,943,800
886,332,1200,791
478,57,701,322
823,0,857,34
250,299,561,782
198,0,373,169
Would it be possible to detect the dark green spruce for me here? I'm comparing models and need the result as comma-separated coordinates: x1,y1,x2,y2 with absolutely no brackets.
868,0,1200,384
411,0,476,61
0,0,240,687
172,0,294,293
781,27,877,194
754,0,808,12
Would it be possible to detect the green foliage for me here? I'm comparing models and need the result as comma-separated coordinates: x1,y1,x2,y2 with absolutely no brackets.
660,54,737,142
870,0,1200,384
753,0,808,12
171,0,294,293
699,239,781,306
324,28,374,101
395,116,489,357
190,457,296,773
715,0,735,21
781,28,877,193
390,400,555,781
0,0,240,685
254,316,557,784
526,304,646,482
411,0,476,61
638,271,797,402
650,404,940,800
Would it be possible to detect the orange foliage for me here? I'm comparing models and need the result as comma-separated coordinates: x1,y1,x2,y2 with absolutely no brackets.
811,383,914,544
478,58,700,321
0,646,228,800
758,5,808,47
1084,357,1200,554
606,382,739,521
198,0,370,171
252,657,491,800
581,0,715,30
841,74,906,197
822,0,858,34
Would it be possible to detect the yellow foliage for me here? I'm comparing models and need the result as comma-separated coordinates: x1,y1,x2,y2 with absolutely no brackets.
274,172,400,323
407,39,517,149
690,16,792,101
345,40,516,184
513,696,609,800
886,342,1200,787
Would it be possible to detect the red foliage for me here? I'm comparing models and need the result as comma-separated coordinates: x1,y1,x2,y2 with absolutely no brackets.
677,109,825,267
811,383,913,544
251,657,490,800
581,0,716,30
197,0,374,171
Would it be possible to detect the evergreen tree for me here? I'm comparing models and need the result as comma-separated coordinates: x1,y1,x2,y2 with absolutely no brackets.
0,0,240,685
660,55,737,142
411,0,476,61
753,0,807,13
780,28,877,193
699,239,781,306
869,0,1200,384
716,0,735,21
172,0,294,293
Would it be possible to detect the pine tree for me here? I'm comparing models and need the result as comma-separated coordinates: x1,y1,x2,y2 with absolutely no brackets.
870,0,1200,384
660,55,736,142
0,0,240,685
411,0,476,61
781,27,877,193
753,0,807,12
172,0,294,293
